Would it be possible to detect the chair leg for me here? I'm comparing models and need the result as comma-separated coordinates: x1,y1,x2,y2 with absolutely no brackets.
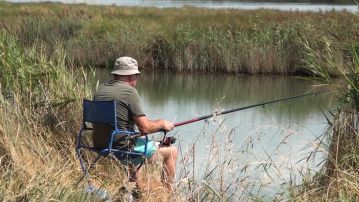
76,148,89,183
76,149,102,183
126,159,145,184
136,160,144,172
87,154,102,175
76,148,88,176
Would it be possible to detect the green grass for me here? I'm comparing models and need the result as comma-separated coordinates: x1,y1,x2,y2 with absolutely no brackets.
0,2,358,74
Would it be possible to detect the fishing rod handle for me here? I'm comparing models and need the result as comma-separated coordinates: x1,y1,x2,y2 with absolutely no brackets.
159,130,176,146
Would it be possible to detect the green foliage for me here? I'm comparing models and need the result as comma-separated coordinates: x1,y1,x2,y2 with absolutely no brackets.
303,37,359,110
0,31,56,103
0,30,104,201
19,16,82,46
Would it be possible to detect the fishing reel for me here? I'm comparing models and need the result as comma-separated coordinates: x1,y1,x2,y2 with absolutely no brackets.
159,131,176,146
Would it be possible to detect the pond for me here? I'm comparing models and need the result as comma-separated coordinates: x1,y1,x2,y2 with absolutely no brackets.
97,69,335,199
6,0,359,12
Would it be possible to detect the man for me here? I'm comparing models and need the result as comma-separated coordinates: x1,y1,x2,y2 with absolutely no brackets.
92,56,177,192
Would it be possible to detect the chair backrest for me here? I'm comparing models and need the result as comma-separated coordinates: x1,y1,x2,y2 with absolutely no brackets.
77,99,147,180
82,99,117,127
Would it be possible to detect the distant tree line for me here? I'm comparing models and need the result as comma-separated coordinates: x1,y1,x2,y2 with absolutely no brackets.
202,0,355,4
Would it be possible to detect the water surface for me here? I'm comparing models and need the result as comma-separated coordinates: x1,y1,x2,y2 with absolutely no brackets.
7,0,359,12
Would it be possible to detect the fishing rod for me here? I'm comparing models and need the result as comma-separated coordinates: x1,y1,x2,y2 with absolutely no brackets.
173,90,329,128
158,90,329,145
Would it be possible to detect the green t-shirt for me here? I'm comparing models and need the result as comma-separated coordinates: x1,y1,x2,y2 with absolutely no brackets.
92,80,145,148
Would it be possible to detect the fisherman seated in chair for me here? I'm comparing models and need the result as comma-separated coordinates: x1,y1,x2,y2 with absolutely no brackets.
92,56,178,194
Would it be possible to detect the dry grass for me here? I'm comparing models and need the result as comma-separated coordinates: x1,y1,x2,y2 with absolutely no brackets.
290,109,359,201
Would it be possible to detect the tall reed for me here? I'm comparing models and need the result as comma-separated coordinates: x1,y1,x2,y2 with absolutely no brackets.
290,38,359,200
1,2,358,74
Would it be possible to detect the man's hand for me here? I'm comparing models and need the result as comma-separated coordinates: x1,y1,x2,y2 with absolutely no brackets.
162,120,174,132
160,136,177,146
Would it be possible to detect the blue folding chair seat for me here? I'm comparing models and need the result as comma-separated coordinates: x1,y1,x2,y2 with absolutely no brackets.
76,99,149,180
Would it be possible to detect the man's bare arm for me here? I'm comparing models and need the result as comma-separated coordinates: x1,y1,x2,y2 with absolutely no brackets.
132,115,174,134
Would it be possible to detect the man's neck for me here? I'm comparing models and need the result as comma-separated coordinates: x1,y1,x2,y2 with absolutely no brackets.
113,75,136,87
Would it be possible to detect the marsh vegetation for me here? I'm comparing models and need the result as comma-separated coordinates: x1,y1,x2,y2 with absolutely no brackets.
0,1,358,201
289,34,359,201
0,2,358,74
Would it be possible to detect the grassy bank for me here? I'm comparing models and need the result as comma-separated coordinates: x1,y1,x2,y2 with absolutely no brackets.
0,2,358,74
0,31,157,200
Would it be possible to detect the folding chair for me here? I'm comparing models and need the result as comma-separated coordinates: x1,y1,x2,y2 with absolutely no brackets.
76,99,149,181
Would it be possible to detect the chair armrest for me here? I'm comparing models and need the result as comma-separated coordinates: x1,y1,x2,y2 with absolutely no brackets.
108,130,146,153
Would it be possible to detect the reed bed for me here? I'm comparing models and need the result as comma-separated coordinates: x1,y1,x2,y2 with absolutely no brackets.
0,2,358,74
289,36,359,200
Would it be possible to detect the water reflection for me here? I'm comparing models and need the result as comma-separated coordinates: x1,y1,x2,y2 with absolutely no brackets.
138,70,333,121
97,68,334,138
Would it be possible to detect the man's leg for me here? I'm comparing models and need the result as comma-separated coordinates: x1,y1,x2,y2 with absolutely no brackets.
127,164,143,199
157,146,178,190
129,165,139,181
129,145,178,191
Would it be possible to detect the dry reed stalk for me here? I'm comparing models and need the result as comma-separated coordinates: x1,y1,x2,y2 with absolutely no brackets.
322,108,359,197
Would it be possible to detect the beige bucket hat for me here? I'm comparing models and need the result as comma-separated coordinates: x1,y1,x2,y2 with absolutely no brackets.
111,56,141,76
